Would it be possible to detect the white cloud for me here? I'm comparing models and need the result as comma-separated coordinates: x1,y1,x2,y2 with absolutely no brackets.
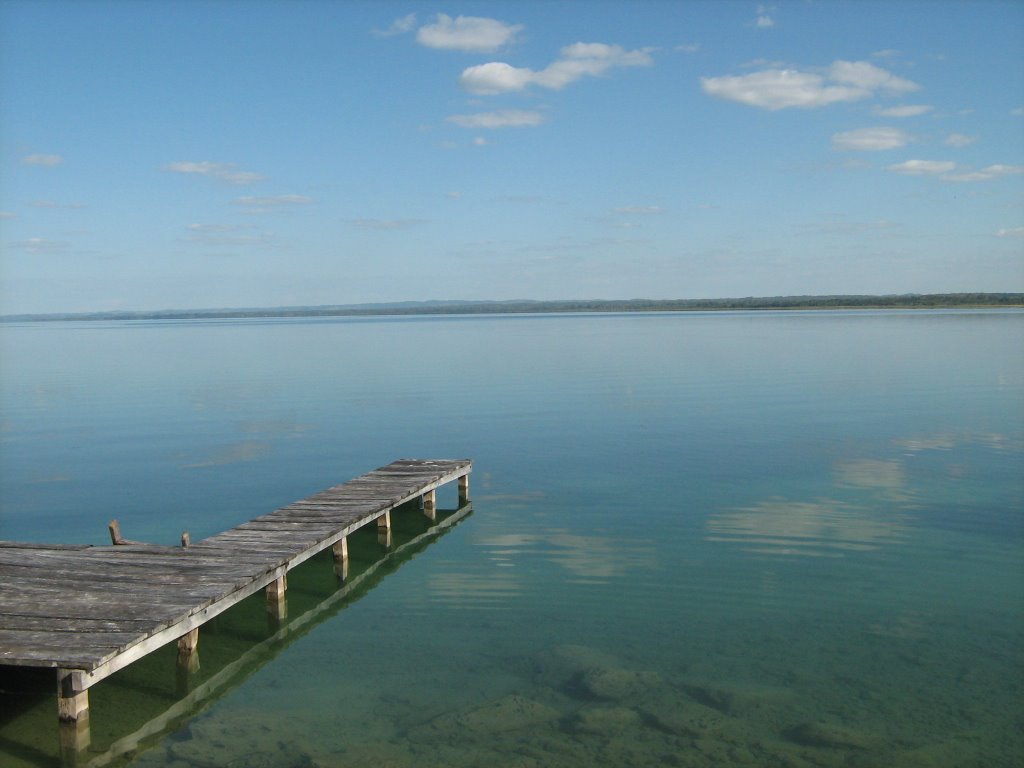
447,110,545,129
22,154,63,166
416,14,522,52
702,60,918,110
996,227,1024,238
874,104,933,117
828,60,918,94
676,42,700,54
887,159,955,175
166,161,264,185
1011,107,1024,116
459,42,654,95
473,136,488,146
945,133,977,147
460,62,534,94
832,127,910,151
0,211,15,219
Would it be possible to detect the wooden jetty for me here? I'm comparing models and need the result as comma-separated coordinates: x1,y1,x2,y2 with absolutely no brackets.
0,458,471,750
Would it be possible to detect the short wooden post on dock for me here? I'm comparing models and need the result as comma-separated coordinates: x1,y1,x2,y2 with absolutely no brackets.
459,473,470,504
422,489,437,521
332,536,349,580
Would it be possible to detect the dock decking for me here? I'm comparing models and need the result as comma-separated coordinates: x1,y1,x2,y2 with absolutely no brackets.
0,458,471,740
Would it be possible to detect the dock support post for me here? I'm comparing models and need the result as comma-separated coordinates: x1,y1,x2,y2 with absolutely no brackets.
266,575,288,621
422,489,436,521
57,670,89,723
459,474,470,504
332,536,349,580
377,511,392,548
176,628,200,673
58,718,91,767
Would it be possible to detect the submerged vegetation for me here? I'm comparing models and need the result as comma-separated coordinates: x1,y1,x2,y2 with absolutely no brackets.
3,293,1022,323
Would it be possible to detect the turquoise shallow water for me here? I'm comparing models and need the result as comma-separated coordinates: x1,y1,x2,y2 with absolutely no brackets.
1,310,1022,767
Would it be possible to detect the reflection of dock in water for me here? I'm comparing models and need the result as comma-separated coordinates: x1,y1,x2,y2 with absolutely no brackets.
0,459,471,765
87,501,473,768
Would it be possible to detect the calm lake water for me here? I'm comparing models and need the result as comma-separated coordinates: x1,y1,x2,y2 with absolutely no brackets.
1,310,1022,767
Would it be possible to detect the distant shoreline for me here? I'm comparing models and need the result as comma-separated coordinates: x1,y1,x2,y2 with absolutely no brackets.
2,293,1022,323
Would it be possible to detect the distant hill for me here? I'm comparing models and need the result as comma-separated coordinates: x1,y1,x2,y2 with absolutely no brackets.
2,293,1022,322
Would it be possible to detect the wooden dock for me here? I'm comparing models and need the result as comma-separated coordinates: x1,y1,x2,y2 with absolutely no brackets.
0,458,471,748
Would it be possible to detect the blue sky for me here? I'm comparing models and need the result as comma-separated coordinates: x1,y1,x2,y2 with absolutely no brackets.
1,0,1022,314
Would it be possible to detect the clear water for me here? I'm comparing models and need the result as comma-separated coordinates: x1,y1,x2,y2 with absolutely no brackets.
1,311,1021,767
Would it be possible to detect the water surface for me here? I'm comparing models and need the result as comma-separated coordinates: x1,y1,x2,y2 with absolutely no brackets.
1,310,1021,767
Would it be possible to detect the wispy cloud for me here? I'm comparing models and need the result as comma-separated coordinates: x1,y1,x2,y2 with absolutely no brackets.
22,153,64,166
676,42,700,54
232,194,313,212
346,218,425,231
447,110,546,129
9,237,69,253
165,161,264,185
832,127,911,151
874,104,933,118
0,211,15,220
942,164,1024,182
995,227,1024,238
702,60,918,110
29,199,86,209
886,160,1023,182
374,12,417,37
754,4,776,28
944,132,977,147
613,205,664,215
416,13,522,52
184,223,271,246
459,42,654,95
887,159,956,176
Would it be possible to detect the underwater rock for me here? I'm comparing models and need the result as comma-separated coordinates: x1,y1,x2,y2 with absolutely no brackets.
576,666,663,701
408,693,561,741
166,713,320,768
637,688,730,739
569,705,642,735
681,682,797,717
532,644,622,684
784,721,876,750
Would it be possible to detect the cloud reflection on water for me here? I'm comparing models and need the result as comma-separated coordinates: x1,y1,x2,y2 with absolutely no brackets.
180,440,272,469
706,498,908,557
475,530,657,583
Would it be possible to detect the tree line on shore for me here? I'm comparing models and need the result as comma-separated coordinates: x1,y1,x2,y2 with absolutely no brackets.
3,293,1022,322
